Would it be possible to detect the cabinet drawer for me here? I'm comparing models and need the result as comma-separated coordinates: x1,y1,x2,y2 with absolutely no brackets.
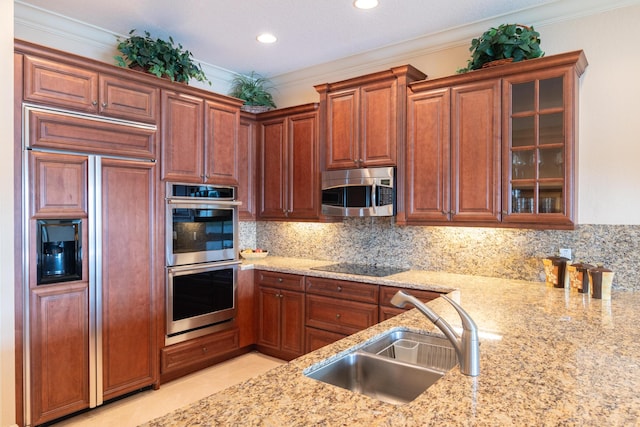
305,294,378,335
256,270,304,292
379,286,442,307
305,276,378,303
161,328,239,374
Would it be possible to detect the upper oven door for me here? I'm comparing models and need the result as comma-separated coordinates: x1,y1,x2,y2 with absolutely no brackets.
166,200,239,266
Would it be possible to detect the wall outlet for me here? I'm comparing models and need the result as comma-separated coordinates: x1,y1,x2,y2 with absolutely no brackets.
559,248,572,259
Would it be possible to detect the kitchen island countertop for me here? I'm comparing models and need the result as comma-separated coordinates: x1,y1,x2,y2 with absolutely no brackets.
143,256,640,426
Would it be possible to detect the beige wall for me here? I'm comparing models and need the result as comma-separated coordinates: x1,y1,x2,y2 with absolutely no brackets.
1,0,16,424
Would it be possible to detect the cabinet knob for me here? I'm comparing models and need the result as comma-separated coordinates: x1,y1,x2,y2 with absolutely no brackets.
202,347,208,353
277,277,283,283
335,313,341,319
92,100,98,106
336,286,342,292
101,102,107,108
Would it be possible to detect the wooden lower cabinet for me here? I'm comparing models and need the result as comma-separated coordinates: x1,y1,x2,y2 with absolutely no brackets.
160,328,240,382
379,285,443,321
255,271,306,360
304,277,378,349
29,283,90,426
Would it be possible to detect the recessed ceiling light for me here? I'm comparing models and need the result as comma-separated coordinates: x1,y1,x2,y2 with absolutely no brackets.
257,33,277,44
354,0,379,9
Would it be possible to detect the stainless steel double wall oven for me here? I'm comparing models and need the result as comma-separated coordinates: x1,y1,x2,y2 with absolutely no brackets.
165,183,241,344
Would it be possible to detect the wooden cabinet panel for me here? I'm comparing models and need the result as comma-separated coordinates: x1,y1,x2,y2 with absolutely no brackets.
258,117,287,218
451,80,501,223
29,151,88,217
29,283,90,425
280,289,306,356
288,111,319,219
406,87,451,222
100,159,157,400
237,115,256,220
237,269,256,348
326,89,359,169
161,329,239,374
305,327,347,353
360,79,397,166
204,100,239,185
256,286,281,350
161,90,204,181
305,294,378,335
256,271,304,291
99,74,158,124
256,271,306,360
23,55,159,124
305,276,378,304
257,105,320,221
23,55,98,113
27,107,156,159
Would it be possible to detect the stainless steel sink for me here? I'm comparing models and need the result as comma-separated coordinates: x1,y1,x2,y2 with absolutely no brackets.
304,328,457,404
361,328,457,372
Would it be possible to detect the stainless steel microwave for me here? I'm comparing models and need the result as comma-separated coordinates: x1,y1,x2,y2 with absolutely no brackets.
321,167,396,217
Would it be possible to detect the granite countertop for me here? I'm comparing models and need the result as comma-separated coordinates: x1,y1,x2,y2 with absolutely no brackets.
143,257,640,426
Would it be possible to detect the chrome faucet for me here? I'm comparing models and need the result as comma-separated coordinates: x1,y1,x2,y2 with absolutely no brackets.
391,290,480,376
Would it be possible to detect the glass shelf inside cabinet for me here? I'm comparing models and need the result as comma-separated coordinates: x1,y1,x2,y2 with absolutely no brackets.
511,185,564,214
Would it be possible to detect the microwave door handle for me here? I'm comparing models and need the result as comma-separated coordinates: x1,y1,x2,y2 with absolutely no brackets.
371,182,377,211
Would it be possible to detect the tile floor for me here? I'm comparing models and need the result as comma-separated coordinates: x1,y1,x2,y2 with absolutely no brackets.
53,351,285,427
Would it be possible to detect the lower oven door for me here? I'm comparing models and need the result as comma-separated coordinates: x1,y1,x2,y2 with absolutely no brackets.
166,260,240,340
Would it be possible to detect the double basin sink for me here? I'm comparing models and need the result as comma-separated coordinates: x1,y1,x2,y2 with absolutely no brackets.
304,328,457,405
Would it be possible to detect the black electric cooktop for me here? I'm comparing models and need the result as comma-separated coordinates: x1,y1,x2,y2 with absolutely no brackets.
310,262,408,277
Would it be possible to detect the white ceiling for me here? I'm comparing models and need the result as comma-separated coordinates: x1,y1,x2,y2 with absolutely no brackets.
17,0,560,77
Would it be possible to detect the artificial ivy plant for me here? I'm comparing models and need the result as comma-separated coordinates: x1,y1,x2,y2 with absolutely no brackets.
458,24,544,73
114,29,210,85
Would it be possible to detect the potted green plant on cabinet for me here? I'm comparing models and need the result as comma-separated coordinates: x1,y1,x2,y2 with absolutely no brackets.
457,24,544,73
228,71,277,113
114,29,210,85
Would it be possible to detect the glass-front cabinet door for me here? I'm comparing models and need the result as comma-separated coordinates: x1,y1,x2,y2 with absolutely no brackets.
502,65,579,228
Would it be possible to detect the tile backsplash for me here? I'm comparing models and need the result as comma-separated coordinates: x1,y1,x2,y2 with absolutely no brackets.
240,219,640,291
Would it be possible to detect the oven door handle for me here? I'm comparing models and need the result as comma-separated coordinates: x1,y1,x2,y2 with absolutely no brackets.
167,260,242,274
167,197,242,207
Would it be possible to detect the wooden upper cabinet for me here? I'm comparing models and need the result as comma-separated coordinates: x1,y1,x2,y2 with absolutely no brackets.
501,59,586,228
161,90,205,182
160,90,242,185
450,79,501,224
23,55,158,124
237,114,257,220
204,99,240,185
405,79,500,224
258,104,320,221
316,65,426,170
28,151,88,217
406,87,451,222
405,50,587,229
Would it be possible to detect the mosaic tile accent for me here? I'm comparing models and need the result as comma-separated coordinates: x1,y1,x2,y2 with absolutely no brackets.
250,219,640,290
